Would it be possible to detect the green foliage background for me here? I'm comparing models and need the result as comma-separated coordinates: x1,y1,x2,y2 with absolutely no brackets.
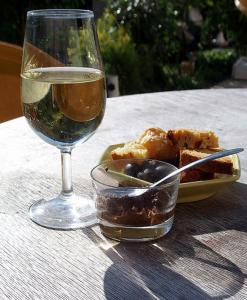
98,0,247,94
0,0,246,94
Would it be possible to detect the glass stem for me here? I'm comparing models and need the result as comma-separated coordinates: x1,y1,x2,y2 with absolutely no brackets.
60,148,73,197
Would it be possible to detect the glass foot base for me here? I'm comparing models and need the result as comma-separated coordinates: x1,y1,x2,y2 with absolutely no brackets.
29,194,97,230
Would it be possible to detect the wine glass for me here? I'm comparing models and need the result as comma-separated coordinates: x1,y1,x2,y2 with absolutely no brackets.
21,9,106,229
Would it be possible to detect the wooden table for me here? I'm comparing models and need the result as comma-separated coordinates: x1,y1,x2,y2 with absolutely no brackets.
0,88,247,299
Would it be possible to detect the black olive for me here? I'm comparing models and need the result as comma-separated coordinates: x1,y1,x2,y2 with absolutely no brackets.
143,168,155,182
154,165,168,181
124,163,141,177
137,171,146,180
143,160,159,169
137,169,154,182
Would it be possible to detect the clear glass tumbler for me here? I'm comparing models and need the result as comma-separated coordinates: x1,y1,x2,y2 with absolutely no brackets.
91,159,180,242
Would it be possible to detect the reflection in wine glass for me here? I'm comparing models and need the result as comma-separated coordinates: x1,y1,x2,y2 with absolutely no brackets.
21,10,106,229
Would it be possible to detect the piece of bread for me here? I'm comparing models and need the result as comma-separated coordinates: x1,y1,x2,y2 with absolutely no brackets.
111,127,220,165
111,142,149,160
137,128,178,160
111,128,178,160
167,129,219,149
179,149,233,175
180,169,215,183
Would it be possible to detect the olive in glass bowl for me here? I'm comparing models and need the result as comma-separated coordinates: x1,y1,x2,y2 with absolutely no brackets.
90,159,180,242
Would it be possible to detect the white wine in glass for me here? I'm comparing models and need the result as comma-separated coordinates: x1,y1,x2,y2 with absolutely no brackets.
21,10,106,229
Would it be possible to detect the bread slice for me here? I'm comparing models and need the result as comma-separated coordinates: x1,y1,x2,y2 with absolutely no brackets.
111,142,149,160
137,128,178,160
167,129,219,149
179,149,233,175
111,128,178,160
180,169,215,183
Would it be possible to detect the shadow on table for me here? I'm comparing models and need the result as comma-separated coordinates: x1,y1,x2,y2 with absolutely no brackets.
176,182,247,235
82,182,247,300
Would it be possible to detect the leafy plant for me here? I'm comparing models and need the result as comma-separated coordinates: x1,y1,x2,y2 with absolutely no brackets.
196,48,238,83
104,0,242,93
110,0,184,64
97,10,143,94
162,65,203,90
1,0,244,94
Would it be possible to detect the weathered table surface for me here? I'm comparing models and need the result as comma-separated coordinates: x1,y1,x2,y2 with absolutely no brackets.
0,88,247,300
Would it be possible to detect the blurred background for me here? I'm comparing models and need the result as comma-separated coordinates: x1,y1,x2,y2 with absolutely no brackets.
1,0,247,96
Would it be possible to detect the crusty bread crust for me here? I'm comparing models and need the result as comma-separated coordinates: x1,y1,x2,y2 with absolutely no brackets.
111,127,219,161
111,128,178,160
180,149,233,175
167,129,219,149
137,128,178,160
111,142,149,160
180,169,215,183
110,127,232,182
110,127,234,182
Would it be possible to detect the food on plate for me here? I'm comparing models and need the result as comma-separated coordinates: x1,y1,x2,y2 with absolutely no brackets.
167,129,219,149
136,128,177,160
111,128,219,161
111,141,149,160
180,149,233,175
180,169,215,183
110,127,234,183
111,128,177,160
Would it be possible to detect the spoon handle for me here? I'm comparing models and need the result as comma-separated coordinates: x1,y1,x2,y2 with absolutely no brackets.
150,147,244,189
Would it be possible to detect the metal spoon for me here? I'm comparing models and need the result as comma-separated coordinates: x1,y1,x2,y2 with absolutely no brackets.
130,147,244,197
